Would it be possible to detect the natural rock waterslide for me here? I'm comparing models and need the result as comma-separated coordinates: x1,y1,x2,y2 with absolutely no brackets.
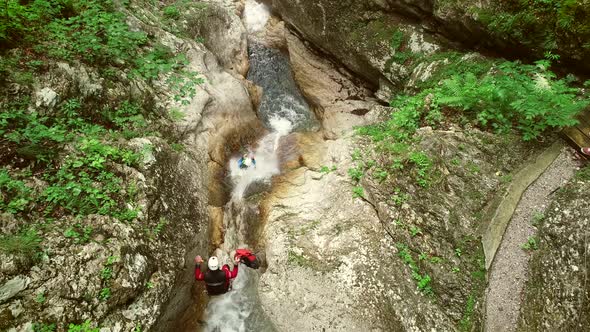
1,0,588,331
176,1,318,330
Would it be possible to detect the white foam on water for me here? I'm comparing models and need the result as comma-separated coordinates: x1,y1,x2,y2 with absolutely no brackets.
203,116,293,331
229,117,292,200
269,116,293,136
203,269,258,332
243,0,270,33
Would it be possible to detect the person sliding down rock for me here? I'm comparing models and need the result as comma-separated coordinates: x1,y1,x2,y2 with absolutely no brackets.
233,248,261,269
194,255,239,296
238,152,256,169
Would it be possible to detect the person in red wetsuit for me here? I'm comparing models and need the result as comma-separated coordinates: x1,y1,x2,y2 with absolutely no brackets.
194,255,239,296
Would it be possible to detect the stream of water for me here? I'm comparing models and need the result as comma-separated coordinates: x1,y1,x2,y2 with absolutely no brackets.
200,2,317,331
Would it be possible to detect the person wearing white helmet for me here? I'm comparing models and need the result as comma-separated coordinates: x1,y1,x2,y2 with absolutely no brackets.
194,254,240,295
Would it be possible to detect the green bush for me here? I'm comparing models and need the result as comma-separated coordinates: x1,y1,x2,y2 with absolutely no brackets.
0,169,33,213
0,229,42,257
385,58,587,141
397,243,433,295
68,320,100,332
163,5,181,19
476,0,590,51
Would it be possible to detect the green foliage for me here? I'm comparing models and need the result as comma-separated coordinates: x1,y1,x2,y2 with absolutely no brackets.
347,166,364,182
106,255,118,266
99,287,111,301
68,320,100,332
319,165,337,174
455,248,463,257
171,143,185,152
1,1,147,65
1,97,144,223
352,186,364,199
131,45,180,80
500,174,513,183
287,250,309,267
35,291,46,303
63,224,92,244
0,228,42,257
163,5,181,19
167,70,205,105
150,217,168,238
522,236,539,250
531,212,545,226
351,149,362,161
386,58,587,141
575,165,590,181
430,256,442,264
397,243,433,295
388,29,421,65
437,60,585,140
0,169,33,213
391,188,410,206
467,162,480,174
409,226,422,237
101,267,113,280
408,152,432,187
476,0,590,53
168,108,186,122
33,323,56,332
459,294,477,331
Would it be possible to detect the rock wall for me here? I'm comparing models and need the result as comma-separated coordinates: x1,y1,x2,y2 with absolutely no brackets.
254,5,578,331
271,0,446,91
271,0,590,80
517,168,590,331
0,1,261,331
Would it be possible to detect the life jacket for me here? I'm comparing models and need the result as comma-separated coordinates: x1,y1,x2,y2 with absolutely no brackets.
204,269,229,295
238,156,256,169
235,249,260,269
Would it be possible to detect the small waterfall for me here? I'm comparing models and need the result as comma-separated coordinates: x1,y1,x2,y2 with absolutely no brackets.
243,0,270,33
203,116,290,331
201,2,318,331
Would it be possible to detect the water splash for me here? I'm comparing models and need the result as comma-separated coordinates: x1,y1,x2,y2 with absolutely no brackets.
243,0,270,33
203,14,315,329
203,268,260,332
229,117,292,200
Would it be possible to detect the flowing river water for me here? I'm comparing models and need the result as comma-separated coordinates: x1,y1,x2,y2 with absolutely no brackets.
198,1,318,331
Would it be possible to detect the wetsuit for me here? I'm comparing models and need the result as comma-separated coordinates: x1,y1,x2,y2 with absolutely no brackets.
195,263,239,295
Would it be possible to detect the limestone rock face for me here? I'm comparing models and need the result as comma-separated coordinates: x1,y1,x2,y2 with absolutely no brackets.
285,31,383,139
272,0,590,79
258,128,541,331
271,0,446,89
0,1,260,331
517,172,590,331
178,1,250,76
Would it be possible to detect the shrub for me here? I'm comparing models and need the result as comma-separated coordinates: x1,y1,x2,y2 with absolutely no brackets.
0,229,42,257
388,58,587,141
163,5,181,19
